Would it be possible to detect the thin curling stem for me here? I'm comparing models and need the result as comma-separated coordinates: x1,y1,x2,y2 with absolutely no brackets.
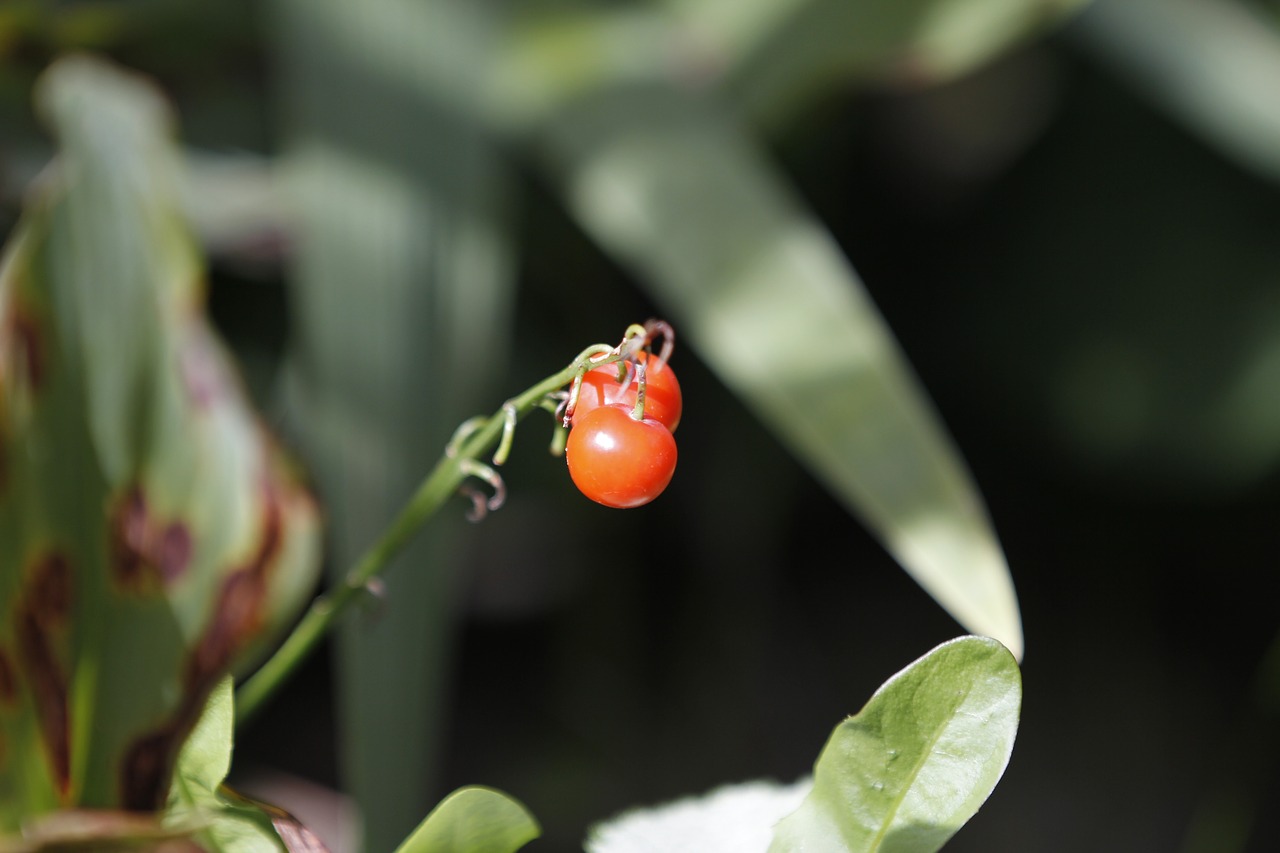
563,343,616,426
644,319,675,369
630,358,648,421
234,339,632,726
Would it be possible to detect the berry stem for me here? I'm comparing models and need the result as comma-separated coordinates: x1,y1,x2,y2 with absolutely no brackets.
234,340,630,725
630,358,648,421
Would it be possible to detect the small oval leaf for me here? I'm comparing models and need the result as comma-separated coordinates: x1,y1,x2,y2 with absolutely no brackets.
392,787,539,853
769,636,1021,853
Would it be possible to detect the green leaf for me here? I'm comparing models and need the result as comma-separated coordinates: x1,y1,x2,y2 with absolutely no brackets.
666,0,1091,124
0,55,319,825
492,1,1089,133
0,810,205,853
769,636,1021,853
270,0,515,848
183,801,285,853
392,787,539,853
1071,0,1280,184
533,88,1023,658
167,683,287,853
174,676,235,795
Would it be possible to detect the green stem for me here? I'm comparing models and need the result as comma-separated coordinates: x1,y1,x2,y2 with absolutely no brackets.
234,344,620,726
630,359,648,420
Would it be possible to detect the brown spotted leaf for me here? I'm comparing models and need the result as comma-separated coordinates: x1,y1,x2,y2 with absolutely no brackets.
0,55,319,830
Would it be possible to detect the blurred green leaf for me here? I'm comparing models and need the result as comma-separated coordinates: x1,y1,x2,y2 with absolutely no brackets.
494,0,1088,132
392,787,539,853
769,636,1021,852
0,54,318,825
704,0,1090,121
1072,0,1280,183
491,0,1086,134
167,679,306,853
532,86,1023,658
0,810,204,853
173,676,235,795
271,0,515,848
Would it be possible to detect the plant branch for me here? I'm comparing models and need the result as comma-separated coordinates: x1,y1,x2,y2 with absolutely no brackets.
233,343,621,725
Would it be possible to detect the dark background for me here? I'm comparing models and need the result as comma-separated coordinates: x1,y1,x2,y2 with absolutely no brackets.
3,3,1278,851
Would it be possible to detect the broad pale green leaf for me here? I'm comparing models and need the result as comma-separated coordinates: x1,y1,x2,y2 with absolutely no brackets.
662,0,1091,124
0,55,319,826
271,1,515,849
392,787,539,853
532,87,1023,658
1071,0,1280,183
174,676,236,795
167,681,293,853
165,796,285,853
492,1,1089,133
190,804,285,853
769,636,1021,853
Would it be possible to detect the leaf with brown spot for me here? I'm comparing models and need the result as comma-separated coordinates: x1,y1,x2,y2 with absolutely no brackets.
16,595,72,802
0,55,320,830
0,647,18,708
108,489,196,595
0,292,47,399
28,554,72,629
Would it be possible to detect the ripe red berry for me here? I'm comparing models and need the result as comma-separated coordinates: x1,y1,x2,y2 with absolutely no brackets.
566,404,677,508
571,352,682,433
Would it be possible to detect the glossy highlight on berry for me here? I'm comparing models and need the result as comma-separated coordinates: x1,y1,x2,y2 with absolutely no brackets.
565,404,677,508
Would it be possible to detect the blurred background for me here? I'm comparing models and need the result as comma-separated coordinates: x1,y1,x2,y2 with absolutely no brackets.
3,1,1280,851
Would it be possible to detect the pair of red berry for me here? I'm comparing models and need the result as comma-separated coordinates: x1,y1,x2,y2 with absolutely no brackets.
565,352,682,508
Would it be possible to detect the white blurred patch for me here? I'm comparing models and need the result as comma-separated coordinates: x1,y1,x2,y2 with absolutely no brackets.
585,778,812,853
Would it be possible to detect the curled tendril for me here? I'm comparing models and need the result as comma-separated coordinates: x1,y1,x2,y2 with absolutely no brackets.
458,457,506,521
564,372,586,427
545,391,569,421
619,324,647,361
564,334,649,426
446,416,488,458
492,402,519,466
564,359,605,426
547,393,573,449
630,357,648,420
549,422,569,456
644,318,675,369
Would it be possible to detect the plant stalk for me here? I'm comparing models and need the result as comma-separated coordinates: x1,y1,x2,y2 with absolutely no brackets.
234,344,618,725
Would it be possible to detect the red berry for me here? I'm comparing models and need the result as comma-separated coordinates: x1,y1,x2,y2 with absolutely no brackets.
566,404,677,508
572,352,682,434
